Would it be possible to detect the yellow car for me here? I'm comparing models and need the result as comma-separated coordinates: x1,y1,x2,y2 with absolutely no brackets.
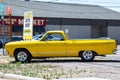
5,30,117,62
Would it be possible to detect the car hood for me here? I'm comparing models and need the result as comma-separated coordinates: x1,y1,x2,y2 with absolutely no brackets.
5,40,38,46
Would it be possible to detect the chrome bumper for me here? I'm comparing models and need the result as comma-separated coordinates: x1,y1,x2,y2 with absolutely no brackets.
113,49,117,54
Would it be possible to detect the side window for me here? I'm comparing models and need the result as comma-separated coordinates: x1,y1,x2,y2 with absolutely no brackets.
43,33,64,41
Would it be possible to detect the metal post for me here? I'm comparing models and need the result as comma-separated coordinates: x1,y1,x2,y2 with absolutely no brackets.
9,14,12,42
6,6,12,42
2,16,4,55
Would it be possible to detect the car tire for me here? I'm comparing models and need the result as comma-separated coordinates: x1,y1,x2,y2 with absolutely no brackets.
80,50,95,62
14,49,31,63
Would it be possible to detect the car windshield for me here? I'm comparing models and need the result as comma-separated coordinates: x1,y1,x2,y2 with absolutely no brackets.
32,34,43,40
33,34,59,40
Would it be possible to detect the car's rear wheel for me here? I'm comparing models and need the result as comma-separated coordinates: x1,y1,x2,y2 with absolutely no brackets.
14,50,31,63
80,50,95,62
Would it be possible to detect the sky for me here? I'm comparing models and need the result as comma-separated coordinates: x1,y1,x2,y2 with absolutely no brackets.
31,0,120,12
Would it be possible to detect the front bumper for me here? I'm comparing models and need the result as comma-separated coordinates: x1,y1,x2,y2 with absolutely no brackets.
113,49,117,54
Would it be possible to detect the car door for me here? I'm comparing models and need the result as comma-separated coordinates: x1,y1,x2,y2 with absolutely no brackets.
37,33,66,57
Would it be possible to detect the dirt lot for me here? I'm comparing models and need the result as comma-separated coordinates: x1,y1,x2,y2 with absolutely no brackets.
0,46,120,80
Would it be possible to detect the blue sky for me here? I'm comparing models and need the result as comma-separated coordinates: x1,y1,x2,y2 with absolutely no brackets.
32,0,120,12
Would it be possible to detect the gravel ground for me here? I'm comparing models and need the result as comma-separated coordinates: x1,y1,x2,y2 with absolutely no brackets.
0,46,120,80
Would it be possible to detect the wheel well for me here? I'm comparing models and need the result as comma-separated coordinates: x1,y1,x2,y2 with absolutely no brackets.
79,50,98,57
14,48,32,57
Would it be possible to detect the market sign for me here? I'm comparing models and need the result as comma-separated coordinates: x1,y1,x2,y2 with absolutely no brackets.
0,17,46,26
23,11,33,40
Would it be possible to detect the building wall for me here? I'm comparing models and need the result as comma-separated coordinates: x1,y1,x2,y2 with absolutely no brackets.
46,18,91,39
45,19,120,44
46,25,61,31
1,17,120,44
62,25,91,39
108,26,120,44
45,25,91,39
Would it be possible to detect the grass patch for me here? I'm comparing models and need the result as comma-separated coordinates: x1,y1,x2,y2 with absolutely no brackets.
0,62,56,78
0,62,88,79
0,57,89,79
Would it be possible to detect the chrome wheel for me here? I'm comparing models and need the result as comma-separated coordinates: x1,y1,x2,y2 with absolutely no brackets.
81,50,95,61
14,50,31,63
17,51,27,62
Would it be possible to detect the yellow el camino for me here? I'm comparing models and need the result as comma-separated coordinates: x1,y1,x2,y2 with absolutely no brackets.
5,30,117,62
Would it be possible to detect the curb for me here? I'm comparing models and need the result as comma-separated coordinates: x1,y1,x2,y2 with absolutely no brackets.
0,72,111,80
53,78,111,80
0,72,45,80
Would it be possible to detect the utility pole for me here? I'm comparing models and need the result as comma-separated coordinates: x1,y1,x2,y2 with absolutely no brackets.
7,6,12,42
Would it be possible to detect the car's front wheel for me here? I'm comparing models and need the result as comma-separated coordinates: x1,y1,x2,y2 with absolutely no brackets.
80,50,95,62
14,49,31,63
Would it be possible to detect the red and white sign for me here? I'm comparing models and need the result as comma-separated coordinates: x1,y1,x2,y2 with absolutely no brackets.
7,6,11,15
0,17,46,26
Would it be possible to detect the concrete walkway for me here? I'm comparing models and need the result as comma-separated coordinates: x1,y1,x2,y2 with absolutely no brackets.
0,72,45,80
